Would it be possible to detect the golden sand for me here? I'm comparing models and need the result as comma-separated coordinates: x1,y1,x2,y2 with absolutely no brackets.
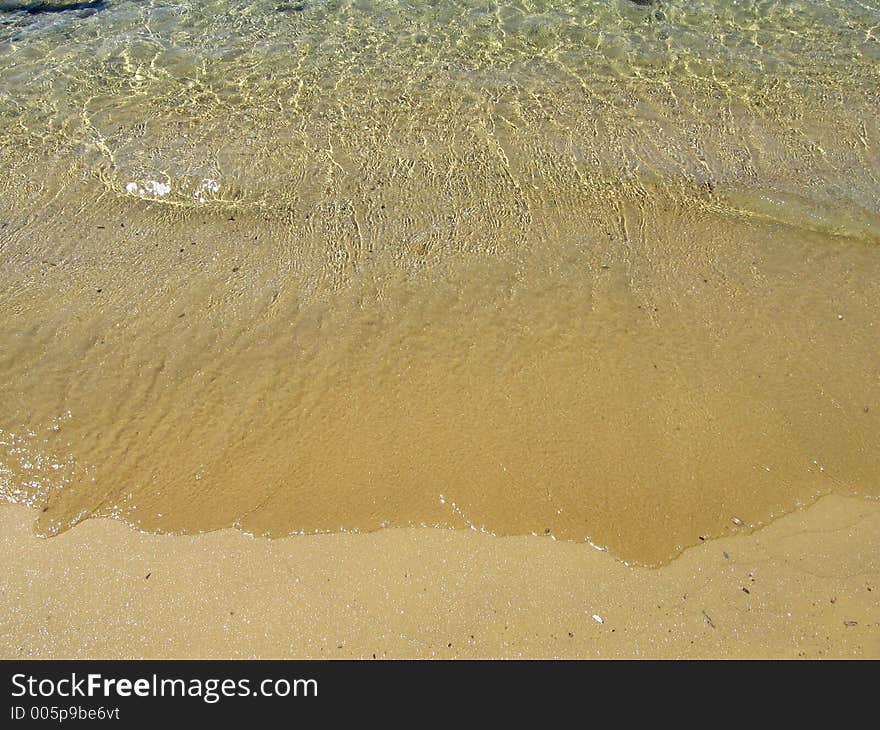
1,496,877,659
2,186,879,565
1,0,879,658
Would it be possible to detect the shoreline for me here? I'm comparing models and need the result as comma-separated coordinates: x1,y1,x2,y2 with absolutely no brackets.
2,495,877,659
3,185,878,566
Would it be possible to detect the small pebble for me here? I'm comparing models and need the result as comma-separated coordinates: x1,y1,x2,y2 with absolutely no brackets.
591,614,604,624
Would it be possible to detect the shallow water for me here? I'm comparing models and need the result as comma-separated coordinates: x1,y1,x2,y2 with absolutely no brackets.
1,0,878,564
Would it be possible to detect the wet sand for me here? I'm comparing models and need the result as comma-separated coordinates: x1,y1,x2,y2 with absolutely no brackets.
1,495,877,659
2,187,879,566
2,1,879,658
3,1,880,566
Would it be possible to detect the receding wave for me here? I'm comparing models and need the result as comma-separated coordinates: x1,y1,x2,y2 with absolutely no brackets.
1,0,878,565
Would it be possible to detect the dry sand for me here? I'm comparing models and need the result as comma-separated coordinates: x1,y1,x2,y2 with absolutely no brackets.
1,495,877,659
3,2,880,661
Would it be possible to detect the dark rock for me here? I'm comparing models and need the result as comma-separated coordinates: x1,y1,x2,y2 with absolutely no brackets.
0,0,106,15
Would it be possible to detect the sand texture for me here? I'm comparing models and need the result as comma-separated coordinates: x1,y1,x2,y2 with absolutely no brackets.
1,496,877,659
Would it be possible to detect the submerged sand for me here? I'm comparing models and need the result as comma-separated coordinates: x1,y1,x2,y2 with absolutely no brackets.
2,1,879,566
2,188,879,566
1,1,878,657
1,496,877,659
